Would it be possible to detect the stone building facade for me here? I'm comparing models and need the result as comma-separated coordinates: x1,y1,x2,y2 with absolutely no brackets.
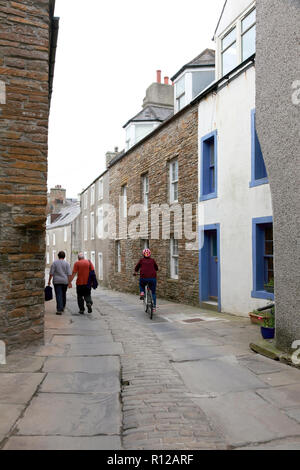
107,104,200,305
80,150,117,287
0,0,58,350
46,203,81,270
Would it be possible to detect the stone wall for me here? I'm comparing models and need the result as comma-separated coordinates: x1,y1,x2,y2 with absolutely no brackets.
0,0,53,350
256,0,300,351
108,105,199,305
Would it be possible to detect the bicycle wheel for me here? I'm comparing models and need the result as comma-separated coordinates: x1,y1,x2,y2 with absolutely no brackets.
144,289,148,313
147,289,153,320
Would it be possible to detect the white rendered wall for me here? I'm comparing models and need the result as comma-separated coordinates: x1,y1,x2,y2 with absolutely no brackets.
198,66,273,316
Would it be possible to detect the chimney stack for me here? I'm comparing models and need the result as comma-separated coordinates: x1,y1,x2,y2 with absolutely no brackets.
156,70,161,84
164,76,169,85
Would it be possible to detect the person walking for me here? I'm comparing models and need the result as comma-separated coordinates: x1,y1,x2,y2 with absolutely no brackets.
70,253,94,314
48,251,72,315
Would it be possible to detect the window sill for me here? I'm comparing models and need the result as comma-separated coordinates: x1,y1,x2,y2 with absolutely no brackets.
200,192,218,202
251,290,274,301
249,178,269,188
168,278,179,282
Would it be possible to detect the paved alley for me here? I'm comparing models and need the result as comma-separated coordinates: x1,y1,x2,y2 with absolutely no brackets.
1,288,300,450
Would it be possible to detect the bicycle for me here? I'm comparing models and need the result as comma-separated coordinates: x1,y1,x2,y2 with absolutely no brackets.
143,282,154,320
133,273,154,320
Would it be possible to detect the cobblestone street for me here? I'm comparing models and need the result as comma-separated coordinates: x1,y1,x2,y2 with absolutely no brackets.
1,288,300,450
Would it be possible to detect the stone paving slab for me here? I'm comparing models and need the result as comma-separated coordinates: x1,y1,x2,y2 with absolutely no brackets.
0,404,24,435
0,354,45,373
237,437,300,450
40,372,120,394
238,355,286,375
258,369,300,387
286,408,300,424
43,356,120,374
27,344,69,357
51,334,114,345
173,356,268,395
66,342,124,357
169,344,249,362
192,390,300,447
0,373,45,404
256,384,300,409
16,393,121,437
3,435,122,450
46,328,105,336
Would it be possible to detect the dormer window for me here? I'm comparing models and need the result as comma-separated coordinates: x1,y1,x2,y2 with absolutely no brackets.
176,76,185,111
222,28,237,76
218,5,256,78
242,8,256,61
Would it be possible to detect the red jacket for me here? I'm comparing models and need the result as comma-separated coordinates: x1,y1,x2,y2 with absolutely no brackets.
135,258,158,279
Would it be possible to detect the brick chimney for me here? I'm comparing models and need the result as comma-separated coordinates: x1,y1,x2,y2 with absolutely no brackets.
106,147,119,168
156,70,161,84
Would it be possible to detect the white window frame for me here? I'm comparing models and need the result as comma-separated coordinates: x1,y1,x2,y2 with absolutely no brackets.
121,185,127,217
64,227,67,242
84,251,88,260
97,206,104,239
170,237,179,280
84,216,88,241
46,252,50,264
98,252,103,280
90,185,95,206
142,174,149,209
46,233,49,246
175,75,186,112
52,233,56,246
91,251,96,267
98,178,103,200
90,212,95,240
84,192,88,210
170,159,178,203
52,250,56,262
116,241,121,273
219,5,256,78
241,7,256,62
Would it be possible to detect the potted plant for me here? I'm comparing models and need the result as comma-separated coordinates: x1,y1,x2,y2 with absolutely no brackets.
249,310,265,325
261,307,275,340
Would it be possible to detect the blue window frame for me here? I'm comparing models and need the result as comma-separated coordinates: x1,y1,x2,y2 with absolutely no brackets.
252,217,274,300
200,130,218,201
250,109,268,187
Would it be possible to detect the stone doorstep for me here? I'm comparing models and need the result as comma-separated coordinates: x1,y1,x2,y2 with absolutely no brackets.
250,340,300,369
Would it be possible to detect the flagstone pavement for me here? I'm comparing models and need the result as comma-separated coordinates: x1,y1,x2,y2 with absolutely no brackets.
1,288,300,450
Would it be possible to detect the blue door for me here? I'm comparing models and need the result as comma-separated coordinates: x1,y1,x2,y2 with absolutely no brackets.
208,230,218,300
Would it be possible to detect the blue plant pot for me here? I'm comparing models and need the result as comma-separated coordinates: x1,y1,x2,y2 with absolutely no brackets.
261,327,275,340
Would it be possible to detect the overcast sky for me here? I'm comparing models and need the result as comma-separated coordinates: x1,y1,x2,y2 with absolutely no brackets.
48,0,225,199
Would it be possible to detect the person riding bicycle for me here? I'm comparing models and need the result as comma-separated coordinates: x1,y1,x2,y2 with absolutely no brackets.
134,249,158,312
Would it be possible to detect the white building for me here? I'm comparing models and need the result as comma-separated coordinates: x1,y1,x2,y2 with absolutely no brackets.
197,0,274,316
123,72,174,150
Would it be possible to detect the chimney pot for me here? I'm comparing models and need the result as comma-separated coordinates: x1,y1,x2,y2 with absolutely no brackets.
156,70,161,84
164,76,169,85
114,146,118,153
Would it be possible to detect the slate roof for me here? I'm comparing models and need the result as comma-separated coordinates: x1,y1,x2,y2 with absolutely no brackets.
171,48,215,81
47,203,80,230
123,105,174,129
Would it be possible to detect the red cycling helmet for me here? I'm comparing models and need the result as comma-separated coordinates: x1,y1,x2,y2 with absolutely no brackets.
143,249,151,258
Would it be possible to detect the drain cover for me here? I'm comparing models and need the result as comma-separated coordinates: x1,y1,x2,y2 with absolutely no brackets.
183,318,204,323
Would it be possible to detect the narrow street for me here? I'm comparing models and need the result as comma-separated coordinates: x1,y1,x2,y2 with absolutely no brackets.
1,289,300,450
